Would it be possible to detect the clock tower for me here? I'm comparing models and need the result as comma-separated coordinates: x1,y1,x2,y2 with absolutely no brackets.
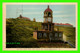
42,5,54,31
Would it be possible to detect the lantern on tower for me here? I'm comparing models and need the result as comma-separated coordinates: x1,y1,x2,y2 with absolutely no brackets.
44,5,53,23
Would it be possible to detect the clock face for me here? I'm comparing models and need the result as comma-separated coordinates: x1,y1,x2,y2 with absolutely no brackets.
48,18,51,22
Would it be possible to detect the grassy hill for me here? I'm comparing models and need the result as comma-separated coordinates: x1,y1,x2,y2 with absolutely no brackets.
6,18,75,48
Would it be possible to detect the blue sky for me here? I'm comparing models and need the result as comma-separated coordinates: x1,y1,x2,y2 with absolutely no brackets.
6,4,76,27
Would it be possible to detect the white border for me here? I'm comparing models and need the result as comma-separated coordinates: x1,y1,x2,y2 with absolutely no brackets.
3,3,78,51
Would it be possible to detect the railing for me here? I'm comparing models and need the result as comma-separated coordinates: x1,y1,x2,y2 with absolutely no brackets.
67,41,75,48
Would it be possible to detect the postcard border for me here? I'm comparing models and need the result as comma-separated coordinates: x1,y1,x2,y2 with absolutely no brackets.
3,3,78,51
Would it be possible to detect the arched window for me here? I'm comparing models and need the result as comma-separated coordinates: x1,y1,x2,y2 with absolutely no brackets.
49,33,53,37
45,25,48,30
49,33,53,41
48,12,51,16
55,33,58,37
59,33,62,37
38,33,42,38
44,13,47,16
43,33,47,38
45,18,47,22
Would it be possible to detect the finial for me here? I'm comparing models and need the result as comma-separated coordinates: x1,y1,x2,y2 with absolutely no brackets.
48,5,49,8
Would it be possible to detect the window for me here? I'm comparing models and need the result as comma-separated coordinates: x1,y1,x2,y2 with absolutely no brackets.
49,33,53,37
38,33,42,38
59,33,62,37
48,12,51,16
44,13,47,16
45,18,47,22
49,24,51,31
49,14,51,16
43,33,47,38
55,33,58,37
45,25,48,29
49,33,53,41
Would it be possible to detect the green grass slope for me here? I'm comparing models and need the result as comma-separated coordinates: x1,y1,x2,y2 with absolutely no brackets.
6,18,75,48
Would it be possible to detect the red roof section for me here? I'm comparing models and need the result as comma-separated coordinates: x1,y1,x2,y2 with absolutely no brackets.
54,23,73,26
44,5,52,12
19,15,31,20
22,17,30,20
